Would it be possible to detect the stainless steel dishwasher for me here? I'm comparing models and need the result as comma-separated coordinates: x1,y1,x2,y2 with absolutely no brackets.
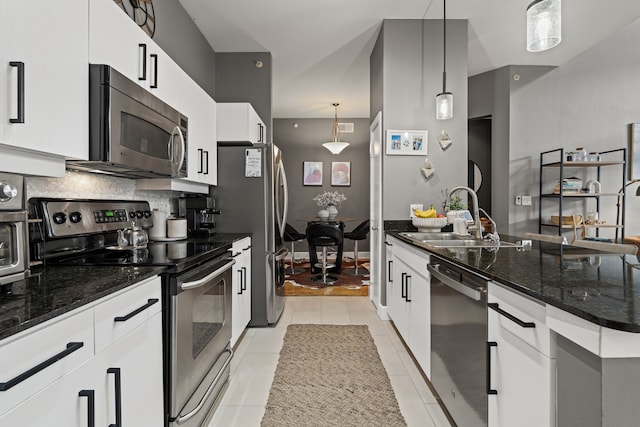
428,255,489,427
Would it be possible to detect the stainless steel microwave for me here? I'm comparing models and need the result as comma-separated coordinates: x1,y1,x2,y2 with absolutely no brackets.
67,64,188,178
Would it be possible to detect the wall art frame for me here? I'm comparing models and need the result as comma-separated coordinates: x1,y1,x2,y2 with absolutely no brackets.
331,161,351,186
303,161,323,186
385,130,428,156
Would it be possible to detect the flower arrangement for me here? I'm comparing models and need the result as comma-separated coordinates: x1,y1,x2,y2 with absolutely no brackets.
313,191,346,207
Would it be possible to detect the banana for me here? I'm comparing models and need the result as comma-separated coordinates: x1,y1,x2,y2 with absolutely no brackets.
413,205,437,218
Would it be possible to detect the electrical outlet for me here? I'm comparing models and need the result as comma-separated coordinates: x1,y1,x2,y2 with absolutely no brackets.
522,195,532,206
515,195,522,206
410,203,423,218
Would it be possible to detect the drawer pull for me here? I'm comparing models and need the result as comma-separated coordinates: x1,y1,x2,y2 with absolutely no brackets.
401,272,407,298
79,389,96,427
488,303,535,328
114,298,159,322
388,260,393,282
0,342,84,391
241,266,247,291
107,368,122,427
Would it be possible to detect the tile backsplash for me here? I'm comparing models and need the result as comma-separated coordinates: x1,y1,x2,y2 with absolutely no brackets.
26,170,177,215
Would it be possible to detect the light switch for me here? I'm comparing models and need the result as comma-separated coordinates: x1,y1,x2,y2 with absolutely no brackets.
515,195,522,206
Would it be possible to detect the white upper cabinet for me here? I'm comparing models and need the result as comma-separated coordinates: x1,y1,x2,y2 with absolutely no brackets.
88,0,183,109
180,76,217,186
0,0,88,164
217,103,266,145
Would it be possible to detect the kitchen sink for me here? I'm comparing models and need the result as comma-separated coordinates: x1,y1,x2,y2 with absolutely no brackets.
399,232,523,249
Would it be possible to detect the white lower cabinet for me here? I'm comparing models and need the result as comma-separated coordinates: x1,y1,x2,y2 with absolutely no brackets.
487,282,556,427
386,236,430,376
231,237,252,347
0,276,163,426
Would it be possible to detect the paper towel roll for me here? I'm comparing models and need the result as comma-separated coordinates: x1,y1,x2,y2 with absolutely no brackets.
167,218,187,238
148,209,167,239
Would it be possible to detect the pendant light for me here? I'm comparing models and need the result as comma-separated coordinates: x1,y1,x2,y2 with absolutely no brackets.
526,0,561,52
323,103,349,154
435,0,453,120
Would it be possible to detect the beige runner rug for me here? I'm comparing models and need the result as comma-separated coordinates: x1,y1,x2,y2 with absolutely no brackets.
261,324,407,427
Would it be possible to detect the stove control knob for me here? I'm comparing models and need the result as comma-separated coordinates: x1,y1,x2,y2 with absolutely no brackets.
53,212,67,225
135,210,144,218
129,211,136,219
0,183,18,201
69,212,82,224
143,210,152,218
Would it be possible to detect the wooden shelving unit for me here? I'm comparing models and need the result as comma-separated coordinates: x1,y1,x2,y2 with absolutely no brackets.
538,148,627,241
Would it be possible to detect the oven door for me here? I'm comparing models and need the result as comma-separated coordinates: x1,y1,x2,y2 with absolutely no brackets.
0,211,28,285
170,256,234,425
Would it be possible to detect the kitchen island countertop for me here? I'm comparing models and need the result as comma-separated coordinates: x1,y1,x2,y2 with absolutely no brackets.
387,230,640,333
0,233,250,341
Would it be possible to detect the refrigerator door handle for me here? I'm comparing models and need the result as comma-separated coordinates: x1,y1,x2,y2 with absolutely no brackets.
276,159,289,241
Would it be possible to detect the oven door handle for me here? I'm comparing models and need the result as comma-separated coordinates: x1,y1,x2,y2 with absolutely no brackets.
180,260,236,291
175,348,234,424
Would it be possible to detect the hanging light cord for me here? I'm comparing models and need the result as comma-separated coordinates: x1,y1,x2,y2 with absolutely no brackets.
331,103,341,143
442,0,447,93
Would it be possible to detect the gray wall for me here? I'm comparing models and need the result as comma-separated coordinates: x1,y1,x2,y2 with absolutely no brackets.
215,53,273,143
470,18,640,238
373,19,469,221
151,0,216,97
273,118,371,252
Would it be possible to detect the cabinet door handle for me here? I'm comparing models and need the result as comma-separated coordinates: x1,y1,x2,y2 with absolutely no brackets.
401,272,407,299
204,150,209,174
0,342,84,391
197,148,203,173
78,390,95,427
237,270,243,294
9,61,25,124
388,260,393,282
241,266,247,291
114,298,159,322
405,275,412,302
486,341,498,395
150,53,158,88
488,303,535,328
138,43,147,81
107,368,122,427
257,123,263,143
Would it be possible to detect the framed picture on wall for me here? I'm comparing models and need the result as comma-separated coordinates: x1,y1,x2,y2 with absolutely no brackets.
303,161,323,186
630,123,640,180
385,130,428,156
331,162,351,186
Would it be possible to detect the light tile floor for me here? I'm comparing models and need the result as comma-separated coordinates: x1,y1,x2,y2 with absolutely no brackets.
209,296,451,427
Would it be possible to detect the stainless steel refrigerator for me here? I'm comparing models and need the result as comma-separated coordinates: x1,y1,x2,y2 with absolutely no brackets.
214,144,289,326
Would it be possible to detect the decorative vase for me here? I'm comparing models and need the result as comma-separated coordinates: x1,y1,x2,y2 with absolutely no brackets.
326,205,338,220
317,209,329,220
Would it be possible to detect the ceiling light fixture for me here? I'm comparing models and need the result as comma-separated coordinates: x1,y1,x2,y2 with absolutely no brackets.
526,0,562,52
435,0,453,120
323,103,349,154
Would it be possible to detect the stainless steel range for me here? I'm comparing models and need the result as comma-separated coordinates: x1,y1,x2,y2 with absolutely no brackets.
29,198,234,427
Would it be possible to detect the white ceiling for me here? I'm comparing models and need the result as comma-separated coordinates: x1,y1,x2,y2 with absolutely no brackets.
178,0,640,119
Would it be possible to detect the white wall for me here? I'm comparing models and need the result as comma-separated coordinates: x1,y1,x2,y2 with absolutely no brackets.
508,19,640,239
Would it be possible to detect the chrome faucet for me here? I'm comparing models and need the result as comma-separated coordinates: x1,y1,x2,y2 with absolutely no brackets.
448,186,482,239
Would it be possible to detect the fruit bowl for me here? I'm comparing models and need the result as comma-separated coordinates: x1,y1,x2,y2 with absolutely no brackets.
412,217,447,232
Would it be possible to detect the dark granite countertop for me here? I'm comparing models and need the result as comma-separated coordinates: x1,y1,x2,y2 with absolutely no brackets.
386,228,640,333
0,233,250,341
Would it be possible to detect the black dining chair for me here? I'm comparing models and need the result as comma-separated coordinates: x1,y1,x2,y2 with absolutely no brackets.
283,223,307,275
343,219,370,276
306,222,344,284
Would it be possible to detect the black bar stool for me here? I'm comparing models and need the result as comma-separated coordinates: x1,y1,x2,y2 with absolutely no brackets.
343,219,370,276
306,222,344,284
283,223,306,275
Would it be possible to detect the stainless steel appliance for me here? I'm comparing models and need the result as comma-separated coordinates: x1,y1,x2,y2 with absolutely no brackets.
0,173,28,285
67,64,188,178
184,196,221,237
428,255,489,426
215,144,289,326
29,198,234,427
